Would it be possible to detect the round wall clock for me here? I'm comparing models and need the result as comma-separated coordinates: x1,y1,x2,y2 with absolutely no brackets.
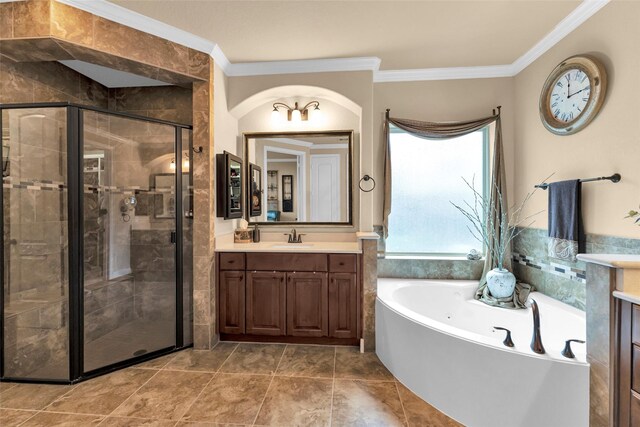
539,55,607,135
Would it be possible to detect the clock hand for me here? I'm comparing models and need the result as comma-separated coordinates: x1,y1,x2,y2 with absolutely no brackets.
568,88,587,98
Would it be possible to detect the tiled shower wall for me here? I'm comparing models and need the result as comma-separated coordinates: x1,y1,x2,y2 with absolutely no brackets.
512,227,640,310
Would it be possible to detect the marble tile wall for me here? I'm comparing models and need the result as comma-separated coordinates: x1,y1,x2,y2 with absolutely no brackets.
108,86,193,125
191,62,216,350
0,1,208,87
374,224,484,281
513,227,640,310
584,263,616,427
0,57,109,106
378,258,484,280
362,239,378,352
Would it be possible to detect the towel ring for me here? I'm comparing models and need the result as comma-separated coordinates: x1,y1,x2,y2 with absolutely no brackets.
359,175,376,192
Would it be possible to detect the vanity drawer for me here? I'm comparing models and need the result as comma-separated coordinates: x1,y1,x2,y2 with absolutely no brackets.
329,254,357,273
219,253,245,271
246,253,328,272
633,305,640,345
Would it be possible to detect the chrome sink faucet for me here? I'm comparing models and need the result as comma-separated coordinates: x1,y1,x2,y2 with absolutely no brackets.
285,228,305,243
527,298,545,354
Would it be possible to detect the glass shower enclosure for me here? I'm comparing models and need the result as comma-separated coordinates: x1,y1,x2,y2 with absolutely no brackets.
0,103,193,383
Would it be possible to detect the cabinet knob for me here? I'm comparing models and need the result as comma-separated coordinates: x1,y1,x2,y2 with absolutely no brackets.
339,262,345,266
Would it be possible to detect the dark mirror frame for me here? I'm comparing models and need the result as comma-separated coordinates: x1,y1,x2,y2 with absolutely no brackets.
248,163,262,217
243,130,353,226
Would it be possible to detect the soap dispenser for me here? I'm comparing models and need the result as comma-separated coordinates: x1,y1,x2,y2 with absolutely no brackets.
253,224,260,243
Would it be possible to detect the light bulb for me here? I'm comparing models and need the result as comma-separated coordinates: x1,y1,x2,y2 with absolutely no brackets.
271,107,281,123
291,109,302,122
311,106,322,123
183,159,189,169
170,159,176,170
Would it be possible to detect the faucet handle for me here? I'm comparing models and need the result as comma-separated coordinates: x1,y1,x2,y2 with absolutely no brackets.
561,339,585,359
493,326,514,348
297,233,306,243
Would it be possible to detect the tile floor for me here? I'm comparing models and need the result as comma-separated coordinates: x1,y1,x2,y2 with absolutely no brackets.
0,343,461,426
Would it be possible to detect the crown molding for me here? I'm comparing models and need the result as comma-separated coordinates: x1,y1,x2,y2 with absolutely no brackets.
510,0,610,75
55,0,217,54
211,44,231,74
48,0,609,82
374,64,514,83
226,57,381,77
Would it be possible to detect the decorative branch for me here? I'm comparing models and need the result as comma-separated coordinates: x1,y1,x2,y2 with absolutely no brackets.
450,175,545,270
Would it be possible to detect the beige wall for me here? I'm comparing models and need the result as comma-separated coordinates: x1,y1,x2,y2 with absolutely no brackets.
514,1,640,239
213,63,240,236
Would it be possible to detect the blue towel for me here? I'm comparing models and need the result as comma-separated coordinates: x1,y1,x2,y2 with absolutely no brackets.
548,180,584,261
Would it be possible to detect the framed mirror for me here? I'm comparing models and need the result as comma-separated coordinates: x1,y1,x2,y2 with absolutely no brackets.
244,130,353,225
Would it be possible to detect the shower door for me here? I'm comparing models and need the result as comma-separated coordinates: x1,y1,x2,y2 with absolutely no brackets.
81,110,181,373
1,107,71,381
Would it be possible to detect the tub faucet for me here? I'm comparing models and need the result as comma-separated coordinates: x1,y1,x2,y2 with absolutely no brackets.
527,298,545,355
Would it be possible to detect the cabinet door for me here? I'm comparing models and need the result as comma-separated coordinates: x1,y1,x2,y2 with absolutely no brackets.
286,272,328,337
246,271,286,335
328,273,358,339
219,271,245,334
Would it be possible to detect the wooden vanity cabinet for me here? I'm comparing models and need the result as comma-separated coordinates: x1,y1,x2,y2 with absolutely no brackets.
329,272,358,338
287,272,329,337
246,271,286,335
218,271,245,334
217,252,361,344
617,300,640,426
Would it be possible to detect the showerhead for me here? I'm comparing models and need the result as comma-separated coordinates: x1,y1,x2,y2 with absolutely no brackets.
122,196,137,210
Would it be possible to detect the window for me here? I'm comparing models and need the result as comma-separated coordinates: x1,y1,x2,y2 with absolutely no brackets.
386,125,489,256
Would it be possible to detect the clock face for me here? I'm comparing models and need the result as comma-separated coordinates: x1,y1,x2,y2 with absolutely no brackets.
549,69,591,123
539,55,607,135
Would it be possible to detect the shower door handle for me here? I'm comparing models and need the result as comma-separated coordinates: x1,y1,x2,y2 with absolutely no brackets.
170,231,176,244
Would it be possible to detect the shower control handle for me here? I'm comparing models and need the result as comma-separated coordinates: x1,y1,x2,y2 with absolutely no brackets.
494,326,514,348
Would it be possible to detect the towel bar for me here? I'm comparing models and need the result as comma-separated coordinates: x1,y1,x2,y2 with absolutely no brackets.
535,173,621,190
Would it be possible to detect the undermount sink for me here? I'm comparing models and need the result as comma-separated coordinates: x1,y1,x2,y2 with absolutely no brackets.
270,244,315,249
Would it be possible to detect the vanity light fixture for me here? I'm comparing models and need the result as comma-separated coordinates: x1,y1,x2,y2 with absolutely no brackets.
169,154,190,171
271,101,320,122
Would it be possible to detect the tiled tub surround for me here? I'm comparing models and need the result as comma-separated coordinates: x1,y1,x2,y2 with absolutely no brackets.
512,227,640,311
0,343,459,426
374,224,484,281
378,257,484,280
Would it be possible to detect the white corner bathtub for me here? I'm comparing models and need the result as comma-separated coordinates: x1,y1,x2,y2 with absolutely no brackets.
376,279,589,427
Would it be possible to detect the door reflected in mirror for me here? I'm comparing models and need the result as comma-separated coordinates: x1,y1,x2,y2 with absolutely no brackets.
245,131,352,225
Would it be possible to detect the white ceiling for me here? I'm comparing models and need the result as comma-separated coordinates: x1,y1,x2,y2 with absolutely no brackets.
109,0,581,70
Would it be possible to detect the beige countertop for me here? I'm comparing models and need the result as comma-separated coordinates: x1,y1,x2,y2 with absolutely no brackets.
613,291,640,305
215,241,362,254
576,254,640,268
